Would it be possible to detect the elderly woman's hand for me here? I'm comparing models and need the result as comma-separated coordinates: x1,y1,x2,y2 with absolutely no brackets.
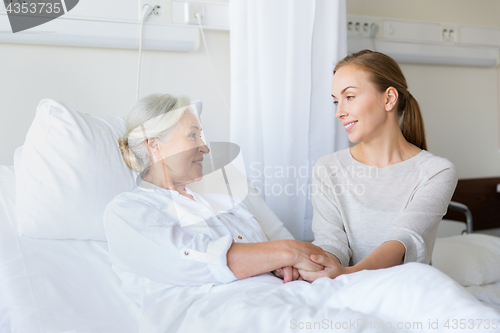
284,240,326,272
270,241,325,283
297,252,347,282
272,266,304,283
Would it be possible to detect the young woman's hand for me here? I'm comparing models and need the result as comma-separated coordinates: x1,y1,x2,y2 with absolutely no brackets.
297,252,347,282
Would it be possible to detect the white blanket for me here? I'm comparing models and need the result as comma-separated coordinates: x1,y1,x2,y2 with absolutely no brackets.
466,281,500,314
139,263,500,333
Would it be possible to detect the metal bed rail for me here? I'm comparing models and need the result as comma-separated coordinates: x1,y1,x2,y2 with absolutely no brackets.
447,201,473,235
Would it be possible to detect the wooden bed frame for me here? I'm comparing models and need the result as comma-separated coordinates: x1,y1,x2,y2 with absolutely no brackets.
443,177,500,231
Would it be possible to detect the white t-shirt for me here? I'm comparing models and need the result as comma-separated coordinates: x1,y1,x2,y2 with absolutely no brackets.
311,148,459,267
103,180,269,308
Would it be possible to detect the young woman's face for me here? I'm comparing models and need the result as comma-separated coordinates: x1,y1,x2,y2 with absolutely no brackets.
157,109,209,185
331,65,391,143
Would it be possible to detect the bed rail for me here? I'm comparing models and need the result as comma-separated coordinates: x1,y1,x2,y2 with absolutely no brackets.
447,201,473,234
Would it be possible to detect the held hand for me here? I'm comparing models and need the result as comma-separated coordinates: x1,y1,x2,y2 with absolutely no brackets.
286,240,326,272
272,266,303,283
298,253,347,282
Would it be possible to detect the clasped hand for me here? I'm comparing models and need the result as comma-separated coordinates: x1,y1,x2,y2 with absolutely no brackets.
272,241,347,283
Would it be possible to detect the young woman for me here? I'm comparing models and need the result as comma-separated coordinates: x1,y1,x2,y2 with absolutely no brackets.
298,49,459,282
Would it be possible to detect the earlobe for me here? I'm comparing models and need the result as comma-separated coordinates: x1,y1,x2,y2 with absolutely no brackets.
153,143,161,158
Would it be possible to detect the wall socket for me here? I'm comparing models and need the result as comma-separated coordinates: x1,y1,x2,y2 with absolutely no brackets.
138,0,172,24
442,24,459,43
185,3,204,25
347,15,381,38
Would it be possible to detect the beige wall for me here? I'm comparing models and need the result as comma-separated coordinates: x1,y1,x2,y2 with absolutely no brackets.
348,0,500,179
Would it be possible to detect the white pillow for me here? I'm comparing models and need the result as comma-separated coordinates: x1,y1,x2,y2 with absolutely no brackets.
242,181,295,241
432,234,500,286
15,99,137,240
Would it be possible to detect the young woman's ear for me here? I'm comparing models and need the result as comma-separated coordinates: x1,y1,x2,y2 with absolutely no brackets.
384,87,399,112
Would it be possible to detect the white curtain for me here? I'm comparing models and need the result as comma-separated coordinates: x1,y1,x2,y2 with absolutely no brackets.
230,0,349,241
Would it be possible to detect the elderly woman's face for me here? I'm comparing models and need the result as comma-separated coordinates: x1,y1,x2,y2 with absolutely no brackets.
156,109,209,185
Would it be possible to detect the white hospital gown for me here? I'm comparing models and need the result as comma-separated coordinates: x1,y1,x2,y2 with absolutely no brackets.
103,180,270,309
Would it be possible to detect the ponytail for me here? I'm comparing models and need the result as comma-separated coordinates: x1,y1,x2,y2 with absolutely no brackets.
400,92,427,151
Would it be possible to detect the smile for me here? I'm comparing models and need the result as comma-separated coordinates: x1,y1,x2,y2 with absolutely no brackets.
344,121,357,132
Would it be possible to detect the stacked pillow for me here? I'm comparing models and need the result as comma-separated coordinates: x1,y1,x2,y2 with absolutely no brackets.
432,233,500,286
15,99,137,241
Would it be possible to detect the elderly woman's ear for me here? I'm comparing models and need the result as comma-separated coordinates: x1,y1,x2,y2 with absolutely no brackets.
145,138,162,160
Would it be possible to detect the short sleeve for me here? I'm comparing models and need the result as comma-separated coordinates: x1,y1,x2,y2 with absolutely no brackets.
103,193,238,286
382,164,459,264
310,159,352,267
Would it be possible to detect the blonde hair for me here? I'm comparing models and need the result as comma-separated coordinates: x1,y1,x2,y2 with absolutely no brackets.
118,93,191,173
334,50,427,150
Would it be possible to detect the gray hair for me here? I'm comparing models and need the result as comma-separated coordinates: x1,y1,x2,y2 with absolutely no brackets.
118,93,190,173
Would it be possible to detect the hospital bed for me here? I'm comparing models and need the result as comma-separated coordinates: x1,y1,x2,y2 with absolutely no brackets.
1,99,500,332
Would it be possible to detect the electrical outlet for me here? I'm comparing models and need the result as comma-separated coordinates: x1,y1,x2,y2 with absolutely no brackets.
138,0,172,24
442,24,459,43
347,15,381,38
185,3,204,25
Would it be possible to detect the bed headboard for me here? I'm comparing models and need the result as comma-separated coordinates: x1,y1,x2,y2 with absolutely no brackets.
443,177,500,231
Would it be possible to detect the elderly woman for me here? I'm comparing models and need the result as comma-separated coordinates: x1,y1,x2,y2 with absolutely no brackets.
103,94,324,309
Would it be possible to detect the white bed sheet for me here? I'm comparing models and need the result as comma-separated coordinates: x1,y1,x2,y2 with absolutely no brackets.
2,165,500,333
0,165,141,333
466,281,500,314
